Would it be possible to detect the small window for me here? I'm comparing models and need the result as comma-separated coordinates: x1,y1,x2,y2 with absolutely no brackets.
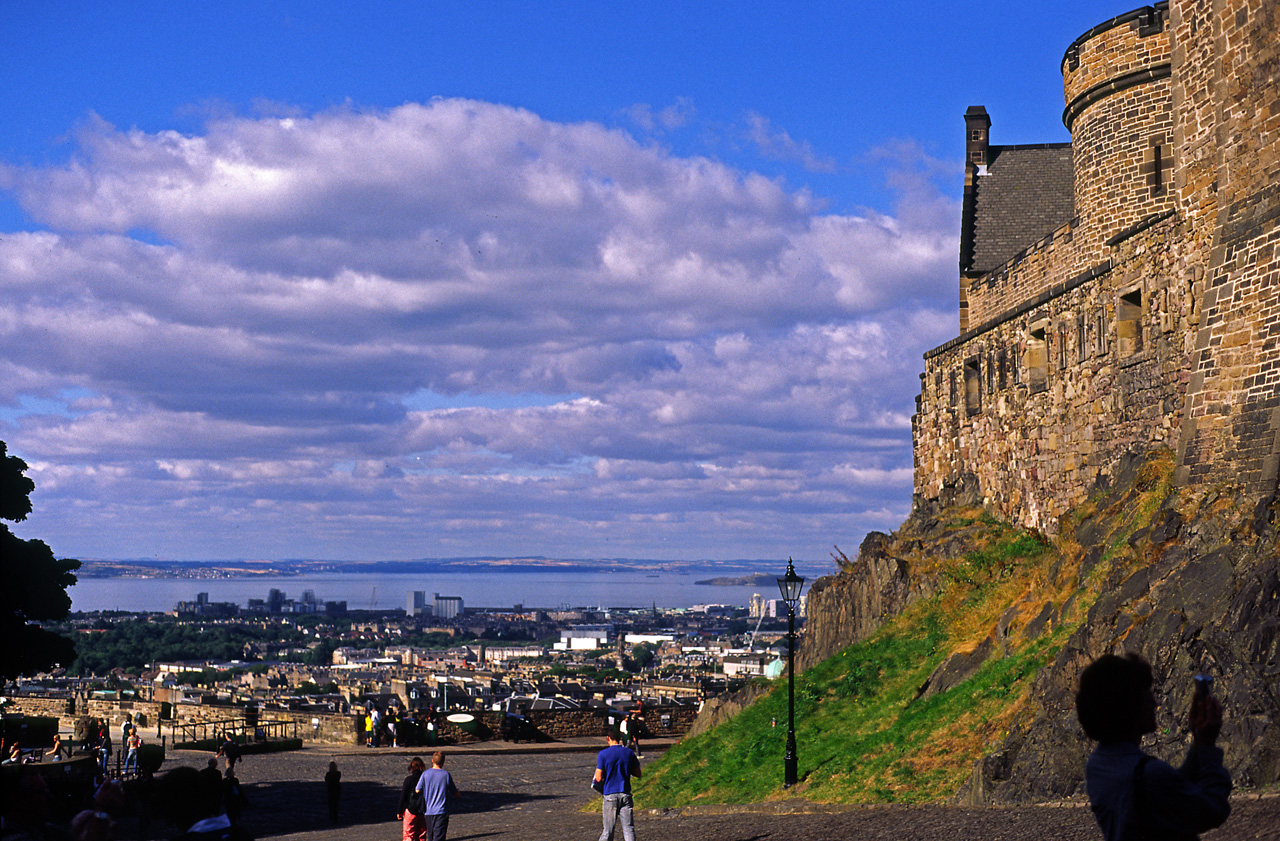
1011,344,1022,385
1117,290,1144,356
998,347,1008,390
1027,325,1048,393
1076,315,1087,362
964,357,981,416
1145,140,1171,197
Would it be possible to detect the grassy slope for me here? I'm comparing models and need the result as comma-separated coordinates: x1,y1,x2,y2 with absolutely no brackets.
637,453,1174,807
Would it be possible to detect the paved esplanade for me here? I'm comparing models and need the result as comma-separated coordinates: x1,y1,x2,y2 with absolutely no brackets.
159,743,1278,841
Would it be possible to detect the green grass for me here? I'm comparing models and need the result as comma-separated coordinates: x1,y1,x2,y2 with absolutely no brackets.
637,456,1177,808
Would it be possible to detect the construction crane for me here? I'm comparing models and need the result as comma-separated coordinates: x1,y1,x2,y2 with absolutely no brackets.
749,610,766,651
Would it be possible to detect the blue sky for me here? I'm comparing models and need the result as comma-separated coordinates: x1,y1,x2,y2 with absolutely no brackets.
1,1,1132,564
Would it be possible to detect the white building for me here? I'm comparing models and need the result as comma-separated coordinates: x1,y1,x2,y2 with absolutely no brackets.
553,624,612,651
433,593,463,619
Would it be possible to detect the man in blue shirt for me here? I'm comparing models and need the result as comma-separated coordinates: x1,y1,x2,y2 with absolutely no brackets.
413,750,459,841
594,729,642,841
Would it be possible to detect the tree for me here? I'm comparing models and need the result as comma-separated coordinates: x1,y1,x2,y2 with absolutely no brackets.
0,441,80,682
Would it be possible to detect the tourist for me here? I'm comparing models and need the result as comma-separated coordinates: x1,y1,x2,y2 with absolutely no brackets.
123,730,142,775
594,728,641,841
413,751,459,841
623,709,645,758
397,756,427,841
1077,653,1231,841
222,768,247,827
324,761,341,823
200,758,223,794
121,713,134,745
51,733,66,761
216,731,239,772
158,765,254,841
97,724,113,775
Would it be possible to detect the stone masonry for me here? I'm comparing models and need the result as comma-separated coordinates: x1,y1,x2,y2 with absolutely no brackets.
914,0,1280,534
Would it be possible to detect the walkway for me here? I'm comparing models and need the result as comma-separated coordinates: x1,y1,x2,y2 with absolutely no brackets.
141,741,1278,841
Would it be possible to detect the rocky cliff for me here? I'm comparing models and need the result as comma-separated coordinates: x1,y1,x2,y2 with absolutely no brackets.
799,448,1280,802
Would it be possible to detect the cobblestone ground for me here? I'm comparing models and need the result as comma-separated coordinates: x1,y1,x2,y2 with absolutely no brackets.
133,744,1279,841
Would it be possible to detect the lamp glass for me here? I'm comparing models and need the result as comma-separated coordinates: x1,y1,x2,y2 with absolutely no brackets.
777,561,804,605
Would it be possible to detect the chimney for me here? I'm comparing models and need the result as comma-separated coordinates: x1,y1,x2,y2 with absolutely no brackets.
965,105,991,170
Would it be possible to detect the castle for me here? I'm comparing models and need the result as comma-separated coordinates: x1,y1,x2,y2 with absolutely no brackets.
912,0,1280,533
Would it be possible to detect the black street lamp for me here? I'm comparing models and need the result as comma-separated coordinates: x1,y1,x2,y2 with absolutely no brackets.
777,558,805,788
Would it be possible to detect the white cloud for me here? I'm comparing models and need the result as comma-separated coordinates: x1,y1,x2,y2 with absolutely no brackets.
744,112,839,174
0,99,959,562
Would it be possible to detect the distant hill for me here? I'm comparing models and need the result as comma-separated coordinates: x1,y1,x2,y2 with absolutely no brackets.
692,573,776,587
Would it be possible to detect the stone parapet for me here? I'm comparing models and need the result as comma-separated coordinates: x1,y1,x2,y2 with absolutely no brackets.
2,697,694,746
915,215,1191,532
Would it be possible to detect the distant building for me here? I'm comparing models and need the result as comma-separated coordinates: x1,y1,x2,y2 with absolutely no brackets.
407,590,429,617
174,592,238,617
433,593,463,620
722,653,772,678
554,624,611,651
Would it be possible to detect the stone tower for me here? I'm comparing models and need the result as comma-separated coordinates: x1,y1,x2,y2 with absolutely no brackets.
912,1,1280,533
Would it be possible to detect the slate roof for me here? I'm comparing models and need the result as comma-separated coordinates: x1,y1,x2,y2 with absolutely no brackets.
964,144,1074,275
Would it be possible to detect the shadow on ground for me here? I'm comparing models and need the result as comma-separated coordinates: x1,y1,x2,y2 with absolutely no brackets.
237,780,559,838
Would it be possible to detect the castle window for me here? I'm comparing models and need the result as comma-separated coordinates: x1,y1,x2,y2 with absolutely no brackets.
1010,344,1021,385
998,347,1008,390
1117,289,1144,356
1058,325,1069,370
1145,140,1172,197
1027,324,1048,394
1076,315,1087,362
964,357,981,416
1095,312,1108,355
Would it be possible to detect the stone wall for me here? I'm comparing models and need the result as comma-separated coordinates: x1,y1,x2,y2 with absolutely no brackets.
964,220,1091,328
914,0,1279,532
3,697,694,746
1172,0,1280,495
916,215,1192,533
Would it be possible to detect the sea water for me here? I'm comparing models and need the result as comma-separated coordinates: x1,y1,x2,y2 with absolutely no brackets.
67,566,821,613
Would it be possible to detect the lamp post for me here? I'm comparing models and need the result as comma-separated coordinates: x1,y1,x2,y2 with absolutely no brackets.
777,558,805,788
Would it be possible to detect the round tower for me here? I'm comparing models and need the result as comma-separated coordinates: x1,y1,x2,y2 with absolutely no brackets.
1061,3,1176,259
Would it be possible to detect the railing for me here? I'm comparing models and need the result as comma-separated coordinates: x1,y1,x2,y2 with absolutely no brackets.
166,716,298,746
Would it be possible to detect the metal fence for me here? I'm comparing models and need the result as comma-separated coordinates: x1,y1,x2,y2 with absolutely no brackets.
166,716,298,746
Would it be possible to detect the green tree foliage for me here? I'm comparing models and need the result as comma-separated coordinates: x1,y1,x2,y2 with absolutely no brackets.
0,441,80,681
629,642,658,671
67,618,308,675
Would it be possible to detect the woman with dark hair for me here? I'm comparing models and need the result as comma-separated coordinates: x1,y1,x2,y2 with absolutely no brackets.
1076,653,1231,841
397,756,427,841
